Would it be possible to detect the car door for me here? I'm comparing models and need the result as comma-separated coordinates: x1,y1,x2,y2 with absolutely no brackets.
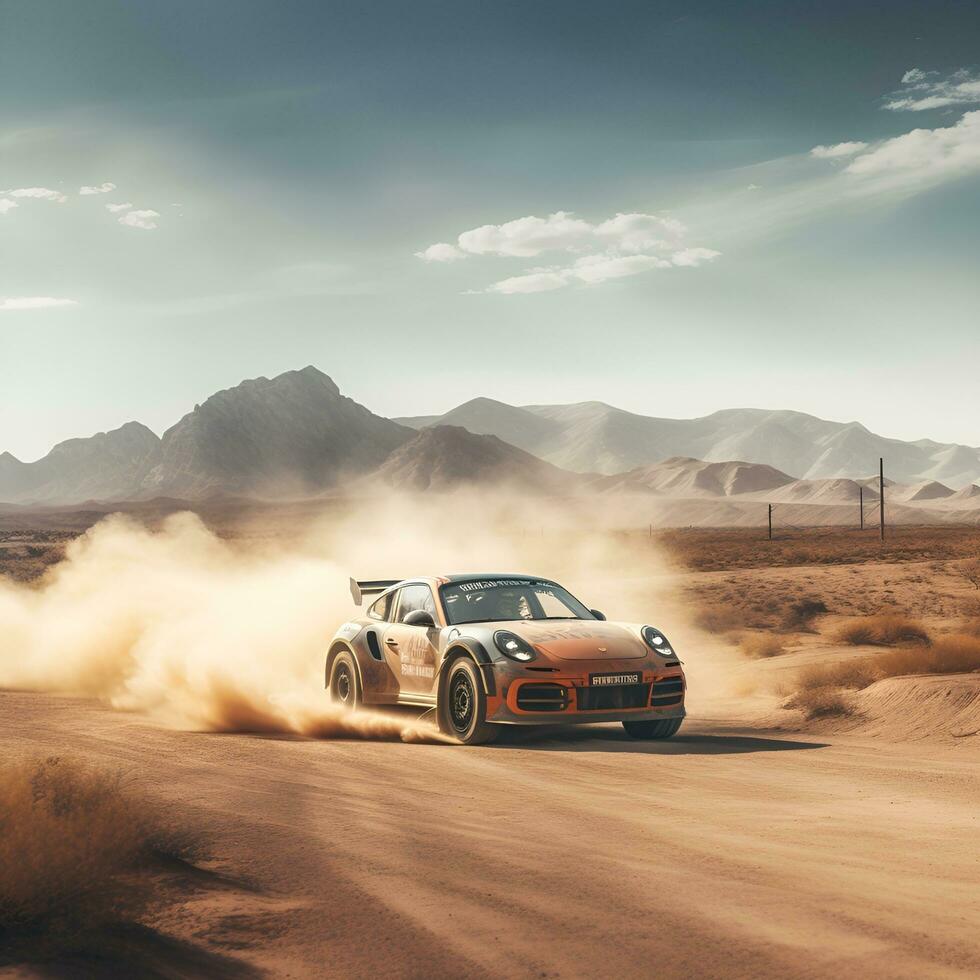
382,584,440,697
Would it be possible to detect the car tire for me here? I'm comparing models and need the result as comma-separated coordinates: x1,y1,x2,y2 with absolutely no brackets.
329,651,361,710
440,657,498,745
622,717,683,740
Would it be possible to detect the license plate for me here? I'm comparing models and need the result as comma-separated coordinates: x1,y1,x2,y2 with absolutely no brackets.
589,672,642,687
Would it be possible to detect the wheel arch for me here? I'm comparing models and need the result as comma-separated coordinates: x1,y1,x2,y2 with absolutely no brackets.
437,640,497,701
325,640,364,693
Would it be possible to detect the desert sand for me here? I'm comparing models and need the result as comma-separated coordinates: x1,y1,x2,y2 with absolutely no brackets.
2,507,979,977
1,690,978,978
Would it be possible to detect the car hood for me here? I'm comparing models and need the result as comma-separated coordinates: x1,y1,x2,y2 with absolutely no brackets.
495,621,648,661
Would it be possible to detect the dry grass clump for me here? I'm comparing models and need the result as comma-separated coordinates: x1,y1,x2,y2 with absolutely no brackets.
781,598,828,631
872,634,980,679
739,634,786,659
796,658,880,693
784,687,853,720
836,613,929,647
786,634,980,721
0,757,195,956
957,557,980,591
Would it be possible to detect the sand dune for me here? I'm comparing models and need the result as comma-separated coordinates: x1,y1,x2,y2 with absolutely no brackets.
890,480,955,502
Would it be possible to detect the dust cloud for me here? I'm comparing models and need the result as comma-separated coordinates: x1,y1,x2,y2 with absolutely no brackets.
0,492,740,739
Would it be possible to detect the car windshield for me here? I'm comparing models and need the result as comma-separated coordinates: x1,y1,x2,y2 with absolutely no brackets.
440,579,595,626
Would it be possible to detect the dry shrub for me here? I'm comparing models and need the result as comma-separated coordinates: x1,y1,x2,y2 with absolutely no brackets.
0,757,195,954
781,598,828,631
785,687,853,720
739,634,786,659
958,558,980,591
873,634,980,678
797,658,880,692
836,614,929,647
790,634,980,715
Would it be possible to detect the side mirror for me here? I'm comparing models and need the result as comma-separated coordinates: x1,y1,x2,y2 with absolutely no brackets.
590,609,606,621
403,609,436,628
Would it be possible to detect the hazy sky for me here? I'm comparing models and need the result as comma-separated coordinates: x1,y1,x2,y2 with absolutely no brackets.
2,0,979,461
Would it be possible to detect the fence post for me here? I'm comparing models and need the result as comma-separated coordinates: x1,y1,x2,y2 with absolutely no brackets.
879,458,885,541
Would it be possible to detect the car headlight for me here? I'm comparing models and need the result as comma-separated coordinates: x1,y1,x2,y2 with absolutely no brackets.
494,630,537,662
642,626,676,657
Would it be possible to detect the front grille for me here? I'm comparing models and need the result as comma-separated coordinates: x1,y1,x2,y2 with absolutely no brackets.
651,677,684,706
516,683,569,712
577,683,650,711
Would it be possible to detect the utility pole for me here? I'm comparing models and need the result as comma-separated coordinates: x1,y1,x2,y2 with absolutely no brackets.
768,503,773,541
859,485,864,530
879,457,885,541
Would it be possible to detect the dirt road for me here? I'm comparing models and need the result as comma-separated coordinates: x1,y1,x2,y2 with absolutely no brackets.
2,691,978,979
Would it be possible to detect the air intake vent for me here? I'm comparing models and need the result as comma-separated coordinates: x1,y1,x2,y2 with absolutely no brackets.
516,683,569,712
365,630,384,661
651,677,684,706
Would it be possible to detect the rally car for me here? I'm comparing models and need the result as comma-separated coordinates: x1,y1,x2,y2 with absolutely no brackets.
326,573,685,744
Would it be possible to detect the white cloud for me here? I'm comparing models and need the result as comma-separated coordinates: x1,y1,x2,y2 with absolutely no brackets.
811,141,869,159
0,199,17,215
486,271,570,294
842,110,980,186
79,182,116,195
812,70,980,194
480,245,720,295
569,252,672,283
118,209,160,230
5,187,67,203
105,201,134,213
594,212,685,253
415,242,465,262
425,207,719,294
432,210,689,260
457,211,593,257
884,68,980,112
671,247,722,267
0,296,78,312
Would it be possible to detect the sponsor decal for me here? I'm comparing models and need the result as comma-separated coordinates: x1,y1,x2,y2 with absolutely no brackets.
456,579,545,593
399,630,436,678
589,672,642,687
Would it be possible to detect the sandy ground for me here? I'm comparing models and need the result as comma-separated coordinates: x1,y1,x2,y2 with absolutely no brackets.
2,691,978,979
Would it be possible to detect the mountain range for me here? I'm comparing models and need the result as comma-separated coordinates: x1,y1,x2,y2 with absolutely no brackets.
2,366,980,506
398,398,980,485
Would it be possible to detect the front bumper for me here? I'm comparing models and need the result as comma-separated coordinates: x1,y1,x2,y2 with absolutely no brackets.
485,659,686,726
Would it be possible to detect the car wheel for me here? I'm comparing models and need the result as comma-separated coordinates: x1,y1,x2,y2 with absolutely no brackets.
440,658,498,745
622,717,683,740
329,652,361,710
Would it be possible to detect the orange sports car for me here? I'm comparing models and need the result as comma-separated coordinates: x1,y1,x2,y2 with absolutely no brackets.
326,574,685,744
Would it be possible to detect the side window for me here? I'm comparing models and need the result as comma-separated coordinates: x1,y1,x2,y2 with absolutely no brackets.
396,584,436,623
367,592,394,622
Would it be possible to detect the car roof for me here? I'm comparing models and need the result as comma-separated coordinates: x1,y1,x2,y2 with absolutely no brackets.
379,573,557,593
365,574,560,606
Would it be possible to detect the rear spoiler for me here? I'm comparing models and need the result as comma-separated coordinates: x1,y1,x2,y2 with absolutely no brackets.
350,577,401,606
